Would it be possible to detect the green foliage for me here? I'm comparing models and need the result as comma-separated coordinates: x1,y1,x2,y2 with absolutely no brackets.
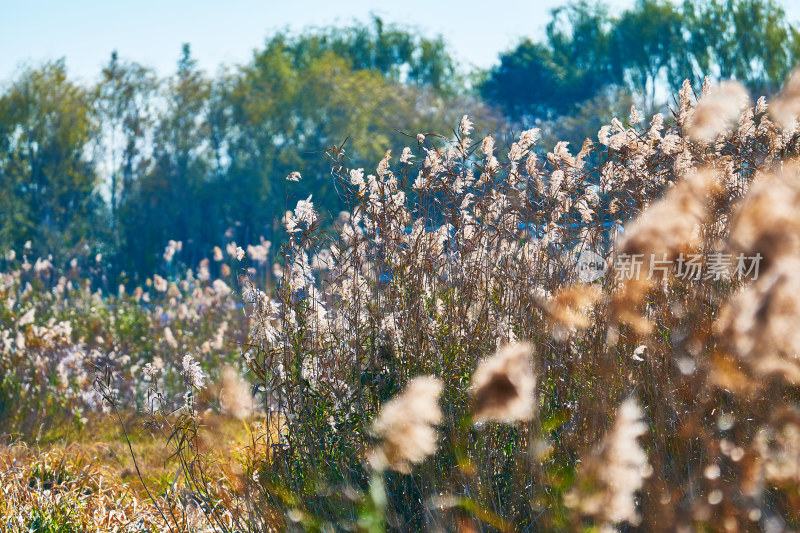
25,509,83,533
0,60,106,260
267,16,460,93
94,51,158,237
119,44,212,274
483,0,800,121
610,0,691,109
687,0,794,94
482,2,613,121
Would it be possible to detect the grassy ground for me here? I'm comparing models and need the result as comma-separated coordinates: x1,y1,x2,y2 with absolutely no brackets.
37,412,271,489
0,412,274,531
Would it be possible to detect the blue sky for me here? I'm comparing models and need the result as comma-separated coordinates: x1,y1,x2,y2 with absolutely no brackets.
3,0,800,83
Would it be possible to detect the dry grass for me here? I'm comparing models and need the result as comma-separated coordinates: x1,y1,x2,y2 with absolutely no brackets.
0,443,167,531
7,72,800,531
0,412,282,532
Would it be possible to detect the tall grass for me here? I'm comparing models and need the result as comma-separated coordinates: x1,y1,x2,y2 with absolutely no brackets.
5,72,800,531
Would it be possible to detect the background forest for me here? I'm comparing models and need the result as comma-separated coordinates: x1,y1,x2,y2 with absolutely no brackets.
1,0,799,277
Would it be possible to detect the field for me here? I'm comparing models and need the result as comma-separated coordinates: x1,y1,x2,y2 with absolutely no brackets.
4,74,800,532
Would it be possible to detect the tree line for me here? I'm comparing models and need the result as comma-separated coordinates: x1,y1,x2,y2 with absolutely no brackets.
0,0,797,279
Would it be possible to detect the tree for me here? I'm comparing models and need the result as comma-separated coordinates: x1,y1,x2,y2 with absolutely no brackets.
481,2,615,122
0,60,105,257
688,0,792,95
482,0,800,122
0,22,499,277
217,38,502,248
95,51,157,236
119,44,210,273
481,40,568,121
610,0,690,110
270,16,461,93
